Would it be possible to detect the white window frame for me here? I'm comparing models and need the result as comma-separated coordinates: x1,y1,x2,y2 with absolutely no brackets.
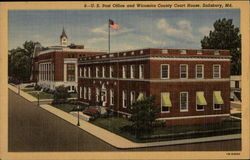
196,91,205,111
122,90,127,108
110,89,114,105
162,49,168,54
213,91,222,110
79,68,82,77
161,64,170,79
140,50,144,54
88,87,91,100
83,87,87,99
139,64,144,79
180,64,188,79
96,67,99,78
110,66,113,78
102,66,105,78
130,65,135,79
180,92,188,112
196,64,204,79
161,92,170,113
122,65,127,78
213,64,221,78
180,50,187,54
130,91,135,105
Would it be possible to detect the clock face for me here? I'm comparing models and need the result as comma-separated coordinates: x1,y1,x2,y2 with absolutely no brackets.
63,38,66,42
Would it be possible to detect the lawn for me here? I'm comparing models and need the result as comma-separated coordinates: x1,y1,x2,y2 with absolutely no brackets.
52,104,79,113
70,93,77,98
22,88,36,92
29,91,54,99
91,116,241,143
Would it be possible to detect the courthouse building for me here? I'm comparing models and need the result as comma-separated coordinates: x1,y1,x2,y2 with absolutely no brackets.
78,48,231,125
31,28,104,92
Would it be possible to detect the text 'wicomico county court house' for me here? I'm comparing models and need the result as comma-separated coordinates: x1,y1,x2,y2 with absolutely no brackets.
78,48,231,125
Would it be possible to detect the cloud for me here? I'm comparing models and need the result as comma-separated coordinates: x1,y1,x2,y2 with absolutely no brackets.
156,18,195,42
139,35,166,46
198,27,212,36
91,24,133,36
86,37,107,44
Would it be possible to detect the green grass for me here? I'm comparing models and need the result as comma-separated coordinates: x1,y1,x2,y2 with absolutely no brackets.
28,92,54,99
91,116,241,143
22,88,36,92
52,104,79,113
70,93,77,98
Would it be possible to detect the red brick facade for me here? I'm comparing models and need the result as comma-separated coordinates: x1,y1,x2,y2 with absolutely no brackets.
77,48,231,126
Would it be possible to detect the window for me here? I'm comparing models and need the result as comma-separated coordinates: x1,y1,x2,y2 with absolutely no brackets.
235,81,240,88
139,64,144,79
180,50,186,54
140,50,144,54
180,64,188,79
130,91,135,105
122,90,127,108
196,64,204,78
161,92,171,113
162,49,168,54
122,65,127,78
213,64,221,78
88,87,91,100
83,87,87,99
215,50,220,55
83,67,87,77
96,67,99,77
161,64,169,79
130,65,135,79
196,91,207,111
102,66,105,77
131,51,135,55
110,66,114,78
197,50,202,55
180,92,188,111
96,88,100,102
110,89,114,105
213,91,223,110
67,64,75,71
88,67,91,78
67,74,75,81
79,87,82,98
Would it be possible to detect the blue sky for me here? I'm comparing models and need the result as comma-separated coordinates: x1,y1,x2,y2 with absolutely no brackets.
8,9,240,52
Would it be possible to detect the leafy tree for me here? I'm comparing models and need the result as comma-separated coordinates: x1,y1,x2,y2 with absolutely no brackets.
201,18,241,75
54,85,70,101
128,96,160,138
9,41,37,82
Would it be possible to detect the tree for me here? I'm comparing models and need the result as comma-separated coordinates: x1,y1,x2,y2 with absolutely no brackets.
128,96,160,138
53,85,70,101
9,41,37,82
201,18,241,75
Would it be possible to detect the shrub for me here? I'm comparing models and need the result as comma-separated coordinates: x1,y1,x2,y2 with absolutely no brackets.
54,85,70,101
25,84,34,88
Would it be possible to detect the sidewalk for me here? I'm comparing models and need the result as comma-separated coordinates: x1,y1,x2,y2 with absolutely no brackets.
9,84,241,149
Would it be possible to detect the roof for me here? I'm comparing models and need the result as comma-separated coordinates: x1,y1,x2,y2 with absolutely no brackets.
60,27,67,38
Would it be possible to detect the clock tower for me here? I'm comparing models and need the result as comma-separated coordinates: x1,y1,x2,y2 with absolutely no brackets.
60,27,68,46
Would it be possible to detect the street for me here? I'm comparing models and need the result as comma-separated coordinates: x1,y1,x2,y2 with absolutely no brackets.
8,89,241,151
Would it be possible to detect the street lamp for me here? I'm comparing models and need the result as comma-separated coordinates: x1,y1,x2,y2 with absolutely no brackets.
77,105,80,126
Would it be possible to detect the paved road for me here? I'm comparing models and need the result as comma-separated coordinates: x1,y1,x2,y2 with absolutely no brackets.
8,89,241,151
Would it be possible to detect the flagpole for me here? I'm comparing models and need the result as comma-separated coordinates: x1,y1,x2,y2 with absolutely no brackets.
108,19,110,54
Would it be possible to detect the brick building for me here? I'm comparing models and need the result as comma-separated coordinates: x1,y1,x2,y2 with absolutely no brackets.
31,28,104,92
78,48,231,125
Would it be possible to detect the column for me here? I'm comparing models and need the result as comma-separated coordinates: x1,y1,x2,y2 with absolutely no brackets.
64,63,67,82
75,63,78,83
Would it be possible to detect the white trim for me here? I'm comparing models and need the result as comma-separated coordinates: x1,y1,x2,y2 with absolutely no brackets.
196,64,204,79
157,114,230,121
102,66,105,78
79,77,230,83
110,89,114,106
196,91,205,111
83,87,87,99
88,87,91,100
180,92,188,112
122,65,127,78
130,91,135,105
139,64,144,79
78,56,231,65
213,64,221,78
122,90,127,108
161,64,170,79
110,66,114,78
180,64,188,79
130,65,135,79
213,91,222,110
161,92,170,113
79,86,82,98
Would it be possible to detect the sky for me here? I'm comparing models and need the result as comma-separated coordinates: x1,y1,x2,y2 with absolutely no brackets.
8,9,240,52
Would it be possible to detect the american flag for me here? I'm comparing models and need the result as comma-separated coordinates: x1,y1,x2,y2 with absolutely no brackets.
109,19,119,30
